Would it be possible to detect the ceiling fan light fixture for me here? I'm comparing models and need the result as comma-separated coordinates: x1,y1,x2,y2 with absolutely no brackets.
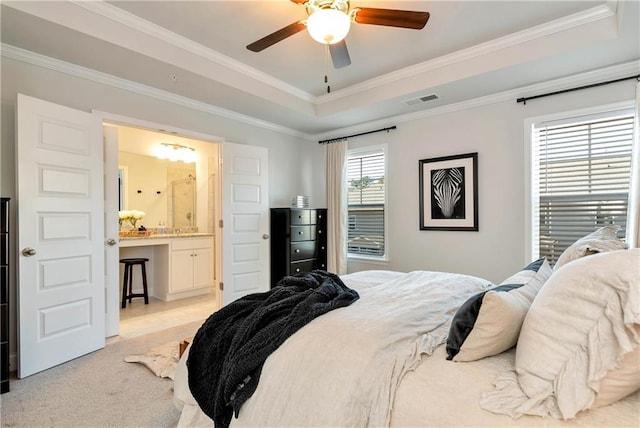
306,8,351,44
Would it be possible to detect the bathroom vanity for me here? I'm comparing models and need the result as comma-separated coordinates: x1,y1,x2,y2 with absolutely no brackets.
119,233,215,301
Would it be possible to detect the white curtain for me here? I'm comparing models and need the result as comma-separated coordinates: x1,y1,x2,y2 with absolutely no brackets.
325,140,348,274
626,80,640,248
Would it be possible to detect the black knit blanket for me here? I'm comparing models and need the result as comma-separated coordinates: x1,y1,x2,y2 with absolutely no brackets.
186,270,359,428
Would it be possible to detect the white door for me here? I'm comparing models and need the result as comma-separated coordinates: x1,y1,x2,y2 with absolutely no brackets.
222,142,270,305
103,125,120,337
17,94,105,378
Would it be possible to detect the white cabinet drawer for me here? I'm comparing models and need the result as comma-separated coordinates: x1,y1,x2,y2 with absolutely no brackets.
171,237,213,251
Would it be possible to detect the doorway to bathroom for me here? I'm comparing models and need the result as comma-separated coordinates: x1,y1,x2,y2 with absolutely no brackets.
108,122,222,339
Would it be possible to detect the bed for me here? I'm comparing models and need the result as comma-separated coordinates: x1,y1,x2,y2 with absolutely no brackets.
173,227,639,427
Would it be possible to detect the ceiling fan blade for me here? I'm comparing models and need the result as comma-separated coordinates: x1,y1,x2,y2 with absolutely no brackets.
329,40,351,69
353,8,430,30
246,21,306,52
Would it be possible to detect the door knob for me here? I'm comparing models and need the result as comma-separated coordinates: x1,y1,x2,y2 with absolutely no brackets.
22,247,37,257
262,234,270,239
106,238,117,246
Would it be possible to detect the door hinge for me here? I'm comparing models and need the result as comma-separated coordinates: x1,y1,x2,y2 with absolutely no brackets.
219,282,224,291
219,219,223,228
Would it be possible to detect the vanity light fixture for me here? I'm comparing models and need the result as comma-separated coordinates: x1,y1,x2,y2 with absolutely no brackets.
155,143,197,163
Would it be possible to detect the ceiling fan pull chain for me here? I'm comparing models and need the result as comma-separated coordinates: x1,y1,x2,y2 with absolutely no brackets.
325,44,331,93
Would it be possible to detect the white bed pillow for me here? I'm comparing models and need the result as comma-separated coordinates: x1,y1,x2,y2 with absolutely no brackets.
446,258,552,362
553,225,627,271
513,249,640,419
592,326,640,408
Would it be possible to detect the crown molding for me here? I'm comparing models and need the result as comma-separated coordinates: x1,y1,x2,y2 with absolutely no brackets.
14,0,619,110
318,2,618,104
1,43,309,139
312,59,639,141
4,42,636,143
71,0,315,103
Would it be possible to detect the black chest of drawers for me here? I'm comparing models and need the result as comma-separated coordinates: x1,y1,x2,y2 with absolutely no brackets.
1,198,10,394
270,208,327,287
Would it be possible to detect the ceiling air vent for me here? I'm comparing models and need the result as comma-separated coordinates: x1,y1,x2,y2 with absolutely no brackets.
403,94,439,106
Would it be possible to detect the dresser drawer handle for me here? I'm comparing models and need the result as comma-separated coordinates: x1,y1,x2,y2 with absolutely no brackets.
295,268,300,272
295,249,300,253
298,231,304,235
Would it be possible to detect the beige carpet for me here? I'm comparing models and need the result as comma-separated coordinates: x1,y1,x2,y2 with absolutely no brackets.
0,320,204,428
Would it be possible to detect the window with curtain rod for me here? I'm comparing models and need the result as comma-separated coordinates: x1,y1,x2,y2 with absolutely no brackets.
532,108,635,265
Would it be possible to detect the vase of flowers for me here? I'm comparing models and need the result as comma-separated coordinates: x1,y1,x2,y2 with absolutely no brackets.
118,210,145,231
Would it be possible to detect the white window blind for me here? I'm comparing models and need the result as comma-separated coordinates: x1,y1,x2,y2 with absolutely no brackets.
347,149,385,257
533,110,634,265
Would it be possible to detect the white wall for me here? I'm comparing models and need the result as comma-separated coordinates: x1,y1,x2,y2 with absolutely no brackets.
0,57,318,202
1,52,636,371
347,79,637,283
0,57,319,371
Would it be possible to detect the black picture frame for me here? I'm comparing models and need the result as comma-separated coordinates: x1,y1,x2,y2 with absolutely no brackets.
419,152,478,231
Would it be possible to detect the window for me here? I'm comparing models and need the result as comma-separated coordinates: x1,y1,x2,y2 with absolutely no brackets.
531,107,635,266
347,147,386,258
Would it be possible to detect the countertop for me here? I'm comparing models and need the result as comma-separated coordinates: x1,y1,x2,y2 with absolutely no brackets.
119,232,214,241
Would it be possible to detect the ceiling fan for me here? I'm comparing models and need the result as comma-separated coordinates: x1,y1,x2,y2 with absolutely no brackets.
246,0,430,69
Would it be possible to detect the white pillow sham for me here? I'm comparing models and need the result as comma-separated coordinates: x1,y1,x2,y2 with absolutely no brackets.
480,249,640,419
553,225,627,271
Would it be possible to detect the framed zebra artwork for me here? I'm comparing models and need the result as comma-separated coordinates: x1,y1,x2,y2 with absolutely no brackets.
419,152,478,231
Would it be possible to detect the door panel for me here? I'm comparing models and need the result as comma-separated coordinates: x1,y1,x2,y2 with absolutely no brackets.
103,126,120,337
17,94,105,378
222,143,269,305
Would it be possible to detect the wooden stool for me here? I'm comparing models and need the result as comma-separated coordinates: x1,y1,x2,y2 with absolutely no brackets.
120,258,149,308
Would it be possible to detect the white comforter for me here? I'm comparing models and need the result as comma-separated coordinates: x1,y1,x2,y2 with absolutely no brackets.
176,269,489,426
173,270,640,427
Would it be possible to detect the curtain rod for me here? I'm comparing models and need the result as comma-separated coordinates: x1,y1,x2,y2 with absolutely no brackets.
517,74,640,105
318,126,397,144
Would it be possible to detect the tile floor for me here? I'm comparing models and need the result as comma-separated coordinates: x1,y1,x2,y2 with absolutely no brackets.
107,292,218,344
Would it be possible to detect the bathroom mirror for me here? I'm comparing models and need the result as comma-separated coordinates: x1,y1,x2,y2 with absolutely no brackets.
118,151,196,229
